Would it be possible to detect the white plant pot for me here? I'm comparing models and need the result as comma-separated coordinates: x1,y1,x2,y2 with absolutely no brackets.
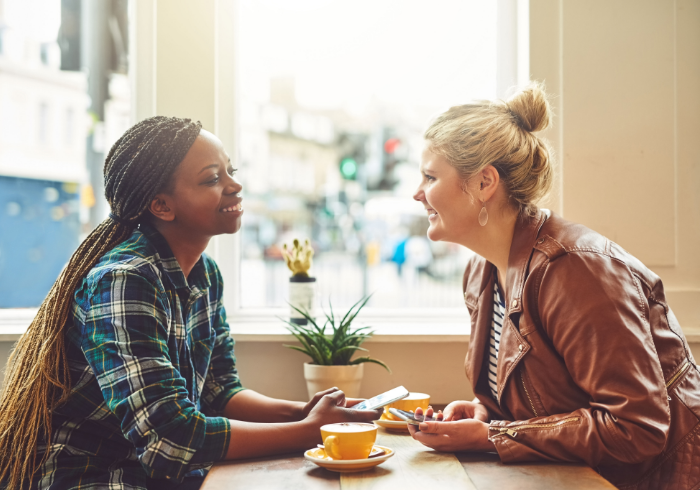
289,276,316,325
303,363,364,400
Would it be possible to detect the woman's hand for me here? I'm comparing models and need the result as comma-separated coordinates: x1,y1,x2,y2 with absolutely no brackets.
304,390,382,428
442,400,490,422
408,408,495,452
301,388,373,417
300,387,344,418
405,405,495,452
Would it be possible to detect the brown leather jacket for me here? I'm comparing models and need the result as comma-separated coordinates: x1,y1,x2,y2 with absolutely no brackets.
463,210,700,490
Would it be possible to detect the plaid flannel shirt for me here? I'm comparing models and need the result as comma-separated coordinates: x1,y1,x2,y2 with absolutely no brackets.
32,223,245,489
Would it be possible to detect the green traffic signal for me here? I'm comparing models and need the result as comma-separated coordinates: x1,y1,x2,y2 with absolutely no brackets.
340,157,358,180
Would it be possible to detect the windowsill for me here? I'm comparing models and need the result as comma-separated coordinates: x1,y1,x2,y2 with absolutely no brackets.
227,308,471,342
0,307,472,343
3,307,699,344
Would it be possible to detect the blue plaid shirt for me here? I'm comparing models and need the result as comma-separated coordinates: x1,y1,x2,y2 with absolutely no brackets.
33,224,245,489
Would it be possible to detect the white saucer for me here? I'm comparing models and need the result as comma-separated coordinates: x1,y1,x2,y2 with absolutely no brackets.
304,445,395,473
373,414,409,432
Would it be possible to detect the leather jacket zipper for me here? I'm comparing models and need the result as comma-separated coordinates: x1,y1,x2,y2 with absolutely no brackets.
666,360,691,389
491,416,581,439
520,371,539,417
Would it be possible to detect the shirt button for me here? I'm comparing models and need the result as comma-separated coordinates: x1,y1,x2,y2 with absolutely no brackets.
511,299,518,308
537,238,545,244
519,344,524,352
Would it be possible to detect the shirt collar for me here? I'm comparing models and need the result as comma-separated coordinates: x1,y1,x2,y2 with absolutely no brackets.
139,222,211,292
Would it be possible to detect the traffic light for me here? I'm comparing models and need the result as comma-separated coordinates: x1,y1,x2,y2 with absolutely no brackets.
337,133,367,181
339,156,358,180
376,129,400,190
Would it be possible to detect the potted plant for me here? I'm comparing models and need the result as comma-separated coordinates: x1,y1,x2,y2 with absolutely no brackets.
283,239,316,325
282,295,391,399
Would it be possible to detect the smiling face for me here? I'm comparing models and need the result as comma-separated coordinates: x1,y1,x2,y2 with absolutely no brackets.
151,129,243,238
413,146,479,243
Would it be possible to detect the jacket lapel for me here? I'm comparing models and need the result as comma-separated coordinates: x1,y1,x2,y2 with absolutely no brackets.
465,264,496,393
496,211,549,399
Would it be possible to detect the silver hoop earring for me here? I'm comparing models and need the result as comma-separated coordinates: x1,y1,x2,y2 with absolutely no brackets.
478,202,489,226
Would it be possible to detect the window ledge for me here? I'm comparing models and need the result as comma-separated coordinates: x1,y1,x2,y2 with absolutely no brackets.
3,308,699,345
0,308,471,343
0,309,38,341
227,307,470,342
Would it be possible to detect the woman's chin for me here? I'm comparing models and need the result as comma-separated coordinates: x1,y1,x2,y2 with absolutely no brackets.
426,225,443,242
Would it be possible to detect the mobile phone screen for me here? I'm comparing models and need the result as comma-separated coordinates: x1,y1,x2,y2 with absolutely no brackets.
387,408,441,425
351,386,409,410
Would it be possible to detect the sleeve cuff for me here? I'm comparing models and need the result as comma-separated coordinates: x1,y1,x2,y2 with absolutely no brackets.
208,386,247,415
189,416,231,464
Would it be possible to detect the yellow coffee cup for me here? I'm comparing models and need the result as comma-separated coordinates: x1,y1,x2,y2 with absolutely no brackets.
320,423,377,460
384,392,430,421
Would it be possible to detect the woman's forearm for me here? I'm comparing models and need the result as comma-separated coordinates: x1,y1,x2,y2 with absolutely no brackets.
224,418,318,460
223,389,306,422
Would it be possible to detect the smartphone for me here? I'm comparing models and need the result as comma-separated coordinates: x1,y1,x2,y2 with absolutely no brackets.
387,408,441,425
351,386,409,411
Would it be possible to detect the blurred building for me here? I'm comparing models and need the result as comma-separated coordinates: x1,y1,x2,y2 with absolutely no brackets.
0,0,88,307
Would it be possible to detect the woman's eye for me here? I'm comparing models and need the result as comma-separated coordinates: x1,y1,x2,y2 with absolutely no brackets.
424,174,435,182
227,167,238,176
206,175,220,184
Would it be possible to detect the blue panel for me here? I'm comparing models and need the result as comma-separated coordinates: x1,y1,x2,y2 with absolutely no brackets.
0,176,81,307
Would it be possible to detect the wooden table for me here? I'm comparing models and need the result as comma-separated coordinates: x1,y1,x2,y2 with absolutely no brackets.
202,428,617,490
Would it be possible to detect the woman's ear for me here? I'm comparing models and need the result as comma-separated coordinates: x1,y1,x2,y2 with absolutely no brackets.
478,165,500,203
148,194,176,222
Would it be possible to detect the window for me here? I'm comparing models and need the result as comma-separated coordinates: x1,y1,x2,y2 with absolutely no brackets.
236,0,497,315
0,0,123,311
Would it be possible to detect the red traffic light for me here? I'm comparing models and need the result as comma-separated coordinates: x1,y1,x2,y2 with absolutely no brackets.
384,137,400,154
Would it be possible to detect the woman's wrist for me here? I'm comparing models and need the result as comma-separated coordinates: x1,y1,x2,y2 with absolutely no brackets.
480,421,497,451
291,401,307,421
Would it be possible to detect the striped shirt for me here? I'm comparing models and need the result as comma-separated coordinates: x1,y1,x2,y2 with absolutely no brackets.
488,281,506,400
32,223,245,489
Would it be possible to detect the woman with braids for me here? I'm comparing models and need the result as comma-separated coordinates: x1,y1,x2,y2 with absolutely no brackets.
0,116,382,490
407,83,699,489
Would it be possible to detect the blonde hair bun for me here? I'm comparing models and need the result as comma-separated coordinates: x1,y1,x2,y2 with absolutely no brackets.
424,80,554,217
506,82,551,133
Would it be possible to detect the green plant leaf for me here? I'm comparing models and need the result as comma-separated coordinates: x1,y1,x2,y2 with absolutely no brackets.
281,293,390,372
309,344,331,365
287,303,322,330
338,294,372,330
332,345,368,358
283,344,322,363
349,356,392,373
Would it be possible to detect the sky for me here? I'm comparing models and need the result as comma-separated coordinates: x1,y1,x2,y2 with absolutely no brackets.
3,0,61,43
238,0,498,114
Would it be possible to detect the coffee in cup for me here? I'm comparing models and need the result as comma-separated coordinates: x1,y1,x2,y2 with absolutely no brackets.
384,392,430,421
320,423,377,460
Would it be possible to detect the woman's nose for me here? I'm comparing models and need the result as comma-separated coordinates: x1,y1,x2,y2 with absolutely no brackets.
226,176,243,194
413,186,424,202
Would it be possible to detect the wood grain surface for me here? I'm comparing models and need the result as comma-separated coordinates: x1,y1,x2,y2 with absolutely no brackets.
340,431,477,490
456,452,617,490
203,452,340,490
201,427,616,489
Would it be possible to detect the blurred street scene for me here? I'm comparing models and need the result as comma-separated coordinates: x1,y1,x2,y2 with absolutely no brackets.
0,0,497,310
236,0,496,308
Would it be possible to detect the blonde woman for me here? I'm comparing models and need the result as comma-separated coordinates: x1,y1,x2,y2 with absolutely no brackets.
409,84,699,490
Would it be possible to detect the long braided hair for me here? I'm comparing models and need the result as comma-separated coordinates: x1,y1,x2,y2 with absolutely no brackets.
0,116,202,489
